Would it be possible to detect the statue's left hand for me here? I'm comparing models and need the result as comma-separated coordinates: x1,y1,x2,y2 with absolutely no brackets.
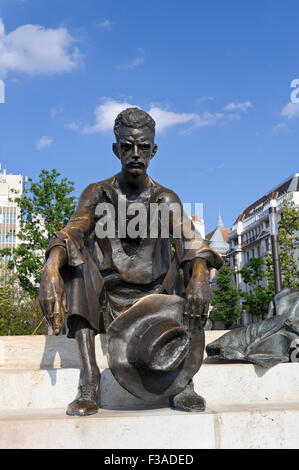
184,259,211,332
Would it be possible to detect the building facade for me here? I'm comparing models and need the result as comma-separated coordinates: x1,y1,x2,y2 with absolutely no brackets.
227,173,299,325
0,168,26,255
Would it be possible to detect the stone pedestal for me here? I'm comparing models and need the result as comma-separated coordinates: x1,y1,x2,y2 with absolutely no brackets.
1,332,299,449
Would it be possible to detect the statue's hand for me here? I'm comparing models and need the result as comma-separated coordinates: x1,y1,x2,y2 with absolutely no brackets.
39,263,67,335
184,259,211,333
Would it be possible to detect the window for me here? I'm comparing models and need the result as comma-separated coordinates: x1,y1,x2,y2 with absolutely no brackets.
1,213,16,224
0,233,16,243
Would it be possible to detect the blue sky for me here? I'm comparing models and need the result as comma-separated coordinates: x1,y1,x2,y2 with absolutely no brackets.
0,0,298,233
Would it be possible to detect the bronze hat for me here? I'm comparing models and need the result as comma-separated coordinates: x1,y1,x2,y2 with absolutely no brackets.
107,294,205,403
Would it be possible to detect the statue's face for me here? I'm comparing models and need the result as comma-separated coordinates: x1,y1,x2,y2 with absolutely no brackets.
113,125,157,176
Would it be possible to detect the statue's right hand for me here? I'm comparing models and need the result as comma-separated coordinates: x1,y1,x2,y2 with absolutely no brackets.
39,264,67,335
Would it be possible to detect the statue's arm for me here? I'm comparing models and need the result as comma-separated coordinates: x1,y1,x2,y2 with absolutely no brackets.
52,182,99,256
39,182,100,334
39,246,68,334
46,245,67,271
165,190,223,329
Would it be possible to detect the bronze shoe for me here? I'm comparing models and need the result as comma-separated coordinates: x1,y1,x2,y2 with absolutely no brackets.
169,381,206,412
66,383,100,417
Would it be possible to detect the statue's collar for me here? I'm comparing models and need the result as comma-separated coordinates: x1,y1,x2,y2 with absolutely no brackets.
103,174,160,202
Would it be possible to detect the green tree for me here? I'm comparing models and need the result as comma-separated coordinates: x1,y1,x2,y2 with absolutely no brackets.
210,265,242,328
264,196,299,291
0,169,77,297
239,257,273,319
277,197,299,288
0,266,48,335
239,197,298,320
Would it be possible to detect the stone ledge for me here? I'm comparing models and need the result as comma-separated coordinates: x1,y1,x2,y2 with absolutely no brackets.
1,362,299,410
0,407,217,449
1,402,299,449
0,331,226,369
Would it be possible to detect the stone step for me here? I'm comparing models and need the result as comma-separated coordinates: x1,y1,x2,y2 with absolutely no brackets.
1,362,299,410
0,331,226,369
0,334,108,369
1,402,299,449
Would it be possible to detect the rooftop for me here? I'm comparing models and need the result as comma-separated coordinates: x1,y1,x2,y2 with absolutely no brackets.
206,213,231,254
233,173,299,224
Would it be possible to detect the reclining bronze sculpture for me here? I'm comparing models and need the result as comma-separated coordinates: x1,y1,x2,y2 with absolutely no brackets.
39,108,223,416
206,288,299,368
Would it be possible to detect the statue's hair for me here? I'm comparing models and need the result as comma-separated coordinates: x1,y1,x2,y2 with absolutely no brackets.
114,107,155,139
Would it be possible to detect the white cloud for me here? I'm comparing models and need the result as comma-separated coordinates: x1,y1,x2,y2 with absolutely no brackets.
272,100,299,132
281,102,299,119
74,100,199,134
66,98,253,136
36,136,53,150
81,100,135,134
0,18,82,77
147,106,199,132
100,19,113,31
223,101,252,113
50,106,63,119
116,56,144,71
272,122,290,135
64,121,82,131
196,96,214,105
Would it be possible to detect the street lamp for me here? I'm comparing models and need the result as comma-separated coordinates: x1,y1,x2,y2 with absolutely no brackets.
269,199,282,294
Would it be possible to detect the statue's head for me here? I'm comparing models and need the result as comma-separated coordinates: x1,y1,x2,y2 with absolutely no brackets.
113,108,158,176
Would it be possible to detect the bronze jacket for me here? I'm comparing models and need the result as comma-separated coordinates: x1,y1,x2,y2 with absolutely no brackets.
45,174,224,334
46,174,223,290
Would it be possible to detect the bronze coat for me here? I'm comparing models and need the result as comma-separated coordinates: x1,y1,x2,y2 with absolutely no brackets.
45,174,223,336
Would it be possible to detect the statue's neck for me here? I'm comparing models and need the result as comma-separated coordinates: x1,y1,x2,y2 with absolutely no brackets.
118,170,150,197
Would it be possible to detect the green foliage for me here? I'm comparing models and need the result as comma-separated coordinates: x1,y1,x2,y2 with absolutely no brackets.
239,257,265,285
241,285,273,319
263,196,298,291
239,197,298,319
210,265,242,327
15,168,77,243
277,197,299,289
0,266,48,336
0,169,77,297
239,257,273,319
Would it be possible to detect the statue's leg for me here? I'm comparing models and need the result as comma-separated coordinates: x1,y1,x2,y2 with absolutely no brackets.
66,319,101,416
169,379,206,412
170,313,206,412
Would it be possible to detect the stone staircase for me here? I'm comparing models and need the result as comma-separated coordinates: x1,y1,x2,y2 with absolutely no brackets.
1,332,299,449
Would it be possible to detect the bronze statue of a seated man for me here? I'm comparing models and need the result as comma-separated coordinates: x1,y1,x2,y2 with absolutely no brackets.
39,108,223,416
